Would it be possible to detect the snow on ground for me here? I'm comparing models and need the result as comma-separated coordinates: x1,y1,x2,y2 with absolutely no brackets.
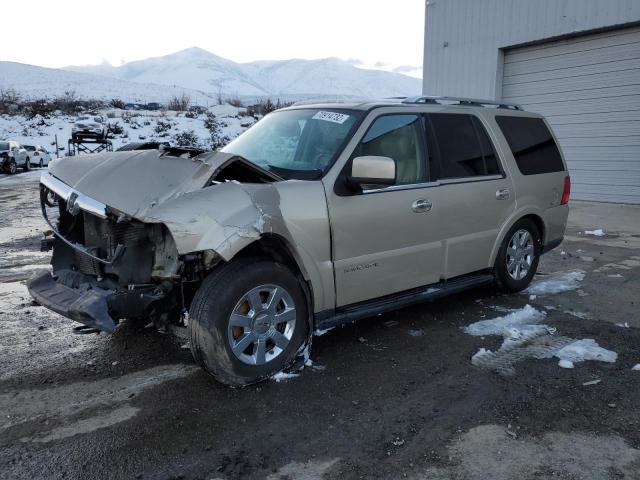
0,105,254,155
463,304,546,336
554,339,617,369
526,271,585,296
632,364,640,371
465,305,617,373
584,229,605,236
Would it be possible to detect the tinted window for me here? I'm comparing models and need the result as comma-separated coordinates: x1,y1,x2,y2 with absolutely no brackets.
0,142,8,151
24,145,35,151
472,117,501,175
427,113,500,179
354,114,425,185
495,116,564,175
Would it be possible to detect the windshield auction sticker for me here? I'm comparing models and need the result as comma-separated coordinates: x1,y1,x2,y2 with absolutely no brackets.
312,111,350,124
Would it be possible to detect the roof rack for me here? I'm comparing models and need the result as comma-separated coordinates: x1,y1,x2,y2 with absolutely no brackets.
401,95,522,110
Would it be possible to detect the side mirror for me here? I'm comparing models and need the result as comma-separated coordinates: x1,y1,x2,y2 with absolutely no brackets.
349,156,396,188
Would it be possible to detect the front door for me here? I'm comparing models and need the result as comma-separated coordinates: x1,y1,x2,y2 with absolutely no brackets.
324,114,444,306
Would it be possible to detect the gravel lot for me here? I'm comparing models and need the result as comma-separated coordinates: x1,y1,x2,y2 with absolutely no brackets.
1,170,639,480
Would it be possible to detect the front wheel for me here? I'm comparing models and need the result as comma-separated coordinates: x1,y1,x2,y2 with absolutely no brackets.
7,159,17,174
39,159,43,168
24,158,30,171
189,257,308,386
494,218,541,293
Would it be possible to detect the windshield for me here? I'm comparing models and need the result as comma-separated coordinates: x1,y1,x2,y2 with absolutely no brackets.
0,142,8,151
221,108,360,179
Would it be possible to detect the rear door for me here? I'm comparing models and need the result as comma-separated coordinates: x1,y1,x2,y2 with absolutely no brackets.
424,112,516,278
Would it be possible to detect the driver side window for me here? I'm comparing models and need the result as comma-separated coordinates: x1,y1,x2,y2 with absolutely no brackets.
354,115,426,185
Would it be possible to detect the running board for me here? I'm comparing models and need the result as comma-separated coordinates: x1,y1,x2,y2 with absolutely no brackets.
315,272,494,331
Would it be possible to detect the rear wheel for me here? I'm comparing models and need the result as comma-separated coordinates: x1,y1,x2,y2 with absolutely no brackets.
39,159,43,168
24,157,30,171
189,257,308,386
7,159,17,174
494,218,541,293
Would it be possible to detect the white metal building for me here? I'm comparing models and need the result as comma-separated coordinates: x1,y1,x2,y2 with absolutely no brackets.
422,0,640,203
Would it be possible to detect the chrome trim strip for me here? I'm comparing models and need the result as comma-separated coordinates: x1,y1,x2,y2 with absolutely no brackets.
41,172,107,219
362,174,504,194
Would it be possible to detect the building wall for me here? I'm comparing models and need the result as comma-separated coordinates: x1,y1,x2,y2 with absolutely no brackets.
422,0,640,99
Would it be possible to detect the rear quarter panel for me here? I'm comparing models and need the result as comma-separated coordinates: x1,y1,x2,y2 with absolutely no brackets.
480,110,569,264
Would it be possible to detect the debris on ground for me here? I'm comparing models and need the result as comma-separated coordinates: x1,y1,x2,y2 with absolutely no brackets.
582,379,601,386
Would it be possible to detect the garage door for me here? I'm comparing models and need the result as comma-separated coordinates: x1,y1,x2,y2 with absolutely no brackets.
502,25,640,203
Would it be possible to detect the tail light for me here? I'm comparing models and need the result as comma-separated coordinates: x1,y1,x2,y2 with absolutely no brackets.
561,175,571,205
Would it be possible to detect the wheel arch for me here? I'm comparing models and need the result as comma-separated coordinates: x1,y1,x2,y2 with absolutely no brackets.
213,233,318,328
489,209,546,267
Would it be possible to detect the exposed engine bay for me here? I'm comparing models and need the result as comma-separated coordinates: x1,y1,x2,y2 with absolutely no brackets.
28,147,284,332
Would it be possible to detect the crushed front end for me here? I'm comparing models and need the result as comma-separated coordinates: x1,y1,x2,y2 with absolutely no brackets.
28,172,186,333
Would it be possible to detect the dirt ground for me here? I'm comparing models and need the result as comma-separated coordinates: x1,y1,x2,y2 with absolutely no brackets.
1,171,639,480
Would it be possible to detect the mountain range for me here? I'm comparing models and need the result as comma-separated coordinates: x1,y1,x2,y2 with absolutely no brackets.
64,47,422,99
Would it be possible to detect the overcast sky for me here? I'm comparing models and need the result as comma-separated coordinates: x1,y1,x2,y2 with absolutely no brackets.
1,0,425,71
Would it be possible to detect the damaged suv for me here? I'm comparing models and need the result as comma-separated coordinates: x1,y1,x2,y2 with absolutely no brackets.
28,97,570,386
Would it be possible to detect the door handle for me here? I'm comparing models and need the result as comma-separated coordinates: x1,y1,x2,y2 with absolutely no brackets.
412,198,432,212
496,188,510,200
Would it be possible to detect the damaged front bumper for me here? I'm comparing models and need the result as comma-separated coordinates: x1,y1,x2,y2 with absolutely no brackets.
27,270,170,333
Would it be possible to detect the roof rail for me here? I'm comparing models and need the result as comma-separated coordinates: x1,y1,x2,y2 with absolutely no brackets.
402,95,522,110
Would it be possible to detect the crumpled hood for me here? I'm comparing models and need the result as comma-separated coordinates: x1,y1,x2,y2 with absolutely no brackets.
48,149,237,219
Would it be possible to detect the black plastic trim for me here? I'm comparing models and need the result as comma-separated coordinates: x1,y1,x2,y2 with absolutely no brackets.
315,270,494,330
541,236,563,255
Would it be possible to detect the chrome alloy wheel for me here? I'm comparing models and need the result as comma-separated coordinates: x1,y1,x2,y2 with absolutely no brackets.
506,229,534,281
227,284,297,365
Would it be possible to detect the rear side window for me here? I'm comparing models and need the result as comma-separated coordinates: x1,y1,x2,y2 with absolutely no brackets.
426,113,501,180
495,116,564,175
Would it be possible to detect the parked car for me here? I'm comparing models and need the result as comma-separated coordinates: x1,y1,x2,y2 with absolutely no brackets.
146,102,161,111
71,115,107,141
28,97,570,386
23,145,52,168
0,140,30,174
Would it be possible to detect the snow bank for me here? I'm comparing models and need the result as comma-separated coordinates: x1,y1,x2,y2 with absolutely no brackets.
526,271,585,296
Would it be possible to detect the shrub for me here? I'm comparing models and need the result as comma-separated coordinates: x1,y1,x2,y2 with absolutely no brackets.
167,93,191,111
0,88,21,114
110,98,125,109
226,95,244,108
173,130,199,147
154,119,173,134
204,112,230,150
25,99,55,119
54,90,82,114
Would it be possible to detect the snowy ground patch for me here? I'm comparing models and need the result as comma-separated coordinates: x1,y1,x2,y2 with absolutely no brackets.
584,229,605,236
465,305,617,374
526,271,585,296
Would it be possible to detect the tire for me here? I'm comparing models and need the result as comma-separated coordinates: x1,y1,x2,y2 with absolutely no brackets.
7,159,17,175
494,218,541,293
189,257,308,386
39,159,43,168
24,158,30,171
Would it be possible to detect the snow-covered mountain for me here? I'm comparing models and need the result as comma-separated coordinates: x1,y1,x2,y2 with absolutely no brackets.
65,47,422,99
0,61,215,103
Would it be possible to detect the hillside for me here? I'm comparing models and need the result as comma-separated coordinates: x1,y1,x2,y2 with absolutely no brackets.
65,47,422,99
